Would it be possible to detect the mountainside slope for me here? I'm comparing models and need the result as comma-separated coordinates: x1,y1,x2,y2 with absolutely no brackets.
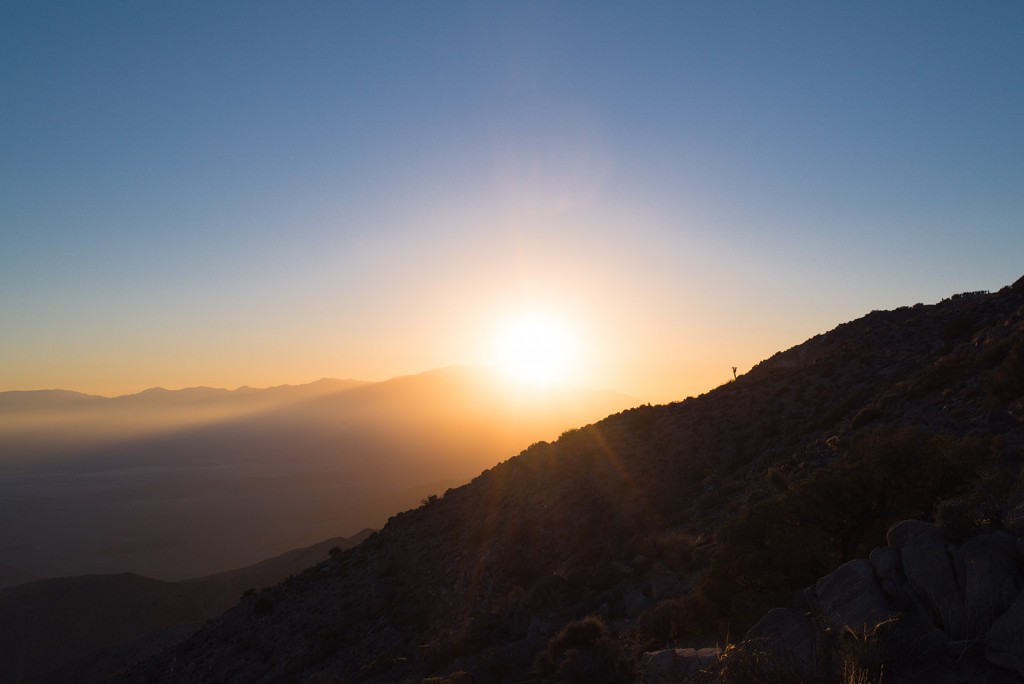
0,530,373,684
122,277,1024,683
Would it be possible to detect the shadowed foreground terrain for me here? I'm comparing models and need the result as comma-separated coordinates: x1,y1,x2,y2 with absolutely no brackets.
107,277,1024,682
0,530,372,684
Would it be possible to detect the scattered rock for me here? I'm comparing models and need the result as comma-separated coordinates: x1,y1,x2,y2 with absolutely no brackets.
649,571,679,601
743,607,819,674
811,558,893,632
986,590,1024,676
955,532,1022,635
623,588,650,617
869,545,899,579
642,646,720,683
888,520,969,638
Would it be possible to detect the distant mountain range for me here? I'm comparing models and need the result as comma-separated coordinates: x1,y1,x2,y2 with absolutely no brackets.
104,275,1024,683
0,367,637,581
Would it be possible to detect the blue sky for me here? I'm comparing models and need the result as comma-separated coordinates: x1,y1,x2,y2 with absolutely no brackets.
2,2,1023,400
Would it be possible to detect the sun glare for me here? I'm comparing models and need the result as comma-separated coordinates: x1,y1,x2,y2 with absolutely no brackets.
492,313,574,386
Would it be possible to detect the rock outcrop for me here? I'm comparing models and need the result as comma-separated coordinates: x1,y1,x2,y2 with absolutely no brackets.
798,520,1024,679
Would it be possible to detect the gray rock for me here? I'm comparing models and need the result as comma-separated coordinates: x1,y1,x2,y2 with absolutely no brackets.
812,558,894,632
954,532,1022,636
881,576,902,600
744,607,816,659
887,520,969,638
869,545,900,579
873,609,951,661
650,570,680,600
900,671,959,684
728,609,822,683
624,588,650,617
642,647,720,683
986,588,1024,676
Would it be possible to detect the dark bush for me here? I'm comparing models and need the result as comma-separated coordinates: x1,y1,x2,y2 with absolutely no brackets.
942,315,976,341
700,428,990,631
253,593,275,616
933,465,1012,541
849,404,884,430
634,593,720,648
537,615,606,667
534,616,632,683
984,337,1024,405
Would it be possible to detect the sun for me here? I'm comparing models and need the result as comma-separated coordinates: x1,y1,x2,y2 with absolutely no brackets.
491,313,574,386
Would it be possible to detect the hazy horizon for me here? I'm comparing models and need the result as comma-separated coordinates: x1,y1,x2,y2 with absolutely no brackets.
0,364,639,580
0,363,638,400
3,3,1022,404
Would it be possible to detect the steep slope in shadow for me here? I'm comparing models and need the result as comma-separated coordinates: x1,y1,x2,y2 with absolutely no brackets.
118,277,1024,683
0,530,373,684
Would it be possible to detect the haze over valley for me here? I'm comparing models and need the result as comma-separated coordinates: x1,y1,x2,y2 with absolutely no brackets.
0,367,635,581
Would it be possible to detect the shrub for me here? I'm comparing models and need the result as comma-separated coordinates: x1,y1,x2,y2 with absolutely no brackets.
983,337,1024,405
932,464,1011,541
634,593,720,648
253,593,275,616
692,618,887,684
848,404,883,431
537,616,606,667
534,616,632,683
700,428,990,632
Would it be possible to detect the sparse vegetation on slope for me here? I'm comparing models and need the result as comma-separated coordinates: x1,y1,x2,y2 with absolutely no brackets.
118,277,1024,683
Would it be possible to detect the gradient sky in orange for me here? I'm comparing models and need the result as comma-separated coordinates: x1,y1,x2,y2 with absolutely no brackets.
2,3,1023,402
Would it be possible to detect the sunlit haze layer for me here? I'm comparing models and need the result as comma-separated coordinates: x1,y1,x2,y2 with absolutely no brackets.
2,3,1022,402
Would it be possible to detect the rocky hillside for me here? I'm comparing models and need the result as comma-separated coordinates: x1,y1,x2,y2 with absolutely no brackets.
1,530,373,684
120,276,1024,683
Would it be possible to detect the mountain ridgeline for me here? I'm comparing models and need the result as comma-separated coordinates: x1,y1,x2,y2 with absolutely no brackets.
110,278,1024,680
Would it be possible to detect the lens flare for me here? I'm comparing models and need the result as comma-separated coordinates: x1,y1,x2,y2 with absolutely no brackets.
492,313,574,386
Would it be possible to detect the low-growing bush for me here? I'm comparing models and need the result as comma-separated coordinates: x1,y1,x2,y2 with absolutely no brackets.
634,593,720,648
700,427,990,632
534,616,632,684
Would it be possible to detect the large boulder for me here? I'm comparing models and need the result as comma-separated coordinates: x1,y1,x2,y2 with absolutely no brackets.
810,558,894,632
888,520,969,638
869,545,900,580
712,608,829,683
954,532,1022,636
986,589,1024,676
641,647,720,683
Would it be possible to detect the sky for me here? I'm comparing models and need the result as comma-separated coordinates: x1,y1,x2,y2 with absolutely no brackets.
2,2,1023,403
